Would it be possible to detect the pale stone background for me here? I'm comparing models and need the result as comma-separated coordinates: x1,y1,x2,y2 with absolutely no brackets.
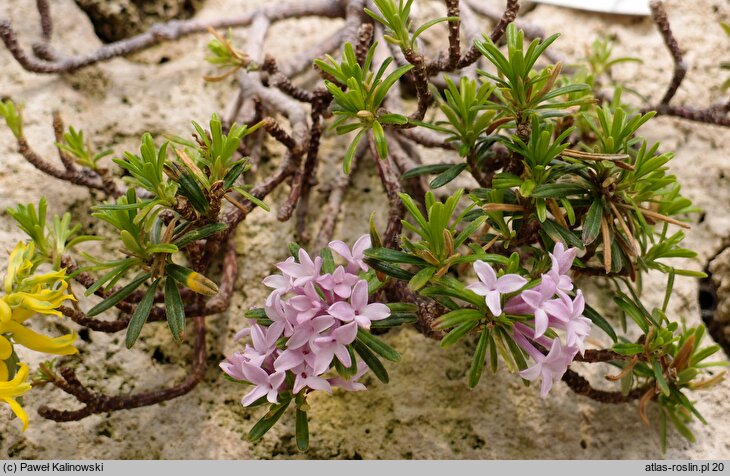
0,0,728,459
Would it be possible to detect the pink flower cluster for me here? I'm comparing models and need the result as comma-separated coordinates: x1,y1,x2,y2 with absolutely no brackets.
221,235,389,406
468,243,592,397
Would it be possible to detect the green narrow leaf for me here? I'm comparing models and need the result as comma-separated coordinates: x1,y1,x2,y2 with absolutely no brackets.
364,259,414,280
540,219,585,250
401,163,453,179
232,186,270,212
320,247,335,274
662,269,675,313
408,267,436,291
583,304,618,342
356,329,400,362
173,223,228,247
372,121,388,159
430,163,468,189
667,409,696,443
295,409,309,451
488,330,498,373
440,320,479,348
125,278,160,348
468,327,489,388
248,401,291,442
87,273,151,317
369,313,418,329
351,340,389,383
343,128,366,174
165,278,185,342
653,359,671,397
176,170,209,213
581,200,603,245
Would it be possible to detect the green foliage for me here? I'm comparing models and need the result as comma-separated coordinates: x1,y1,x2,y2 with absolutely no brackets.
475,24,591,121
364,0,457,51
55,126,112,170
8,197,97,269
421,77,497,157
0,99,23,139
70,112,268,345
204,28,253,81
315,42,412,172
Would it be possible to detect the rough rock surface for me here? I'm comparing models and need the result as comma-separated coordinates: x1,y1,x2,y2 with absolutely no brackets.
74,0,205,42
0,0,729,460
709,249,730,351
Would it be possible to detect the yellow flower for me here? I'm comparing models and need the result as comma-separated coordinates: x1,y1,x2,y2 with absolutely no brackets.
0,323,77,356
4,242,35,294
0,363,32,431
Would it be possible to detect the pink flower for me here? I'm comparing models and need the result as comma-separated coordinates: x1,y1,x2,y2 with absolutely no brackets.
274,347,317,372
220,352,249,381
543,291,591,354
285,315,335,350
467,260,527,316
329,234,371,273
317,265,360,299
240,362,286,406
514,331,574,397
241,322,282,366
327,280,390,329
550,242,577,275
519,277,558,338
329,362,369,392
547,242,577,293
223,240,386,402
277,249,322,287
311,322,359,374
288,281,327,323
292,366,332,394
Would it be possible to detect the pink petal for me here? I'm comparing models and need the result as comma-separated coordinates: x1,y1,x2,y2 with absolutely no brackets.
543,299,569,322
334,322,358,344
274,349,304,371
287,328,312,349
328,302,356,322
269,371,286,389
312,315,335,333
466,282,491,297
521,289,543,309
539,372,554,397
352,234,371,258
241,362,270,385
520,362,542,381
362,303,390,322
533,308,549,338
572,291,585,317
473,260,497,288
242,385,269,406
277,261,305,278
266,388,279,404
495,274,527,293
263,274,289,290
305,376,332,394
328,240,353,261
486,290,502,316
298,249,315,269
335,345,352,367
334,283,352,298
312,351,334,375
351,280,369,311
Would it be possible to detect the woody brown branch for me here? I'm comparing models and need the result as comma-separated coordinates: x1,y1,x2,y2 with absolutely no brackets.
0,0,345,74
649,1,687,108
38,315,207,421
